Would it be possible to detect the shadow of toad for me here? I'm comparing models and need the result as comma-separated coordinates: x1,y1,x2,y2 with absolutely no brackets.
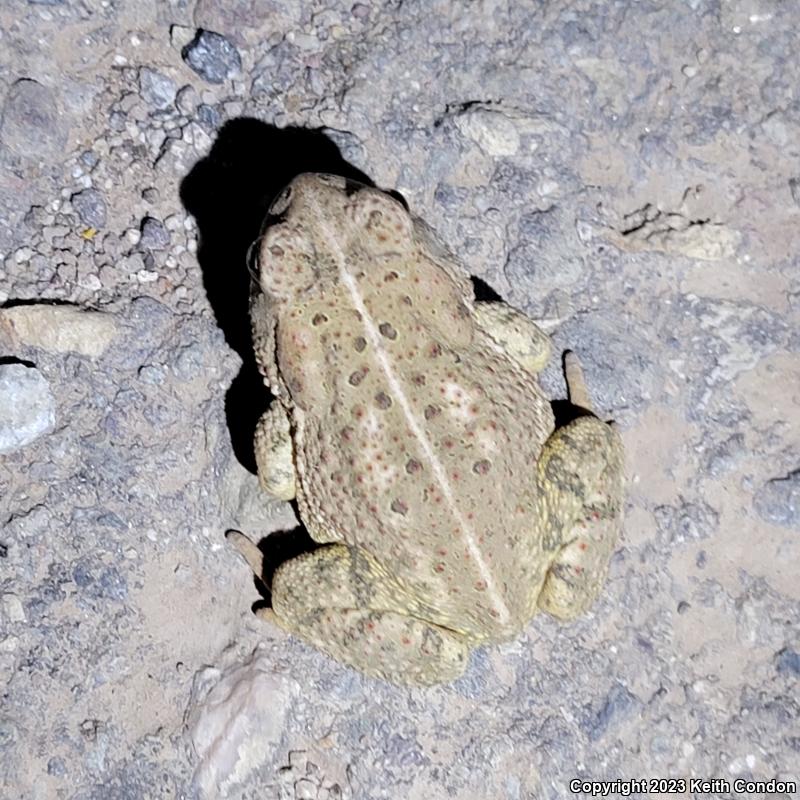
180,119,370,472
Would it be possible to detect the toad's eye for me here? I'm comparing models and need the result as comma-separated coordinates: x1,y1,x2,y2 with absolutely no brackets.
386,189,409,211
270,185,293,215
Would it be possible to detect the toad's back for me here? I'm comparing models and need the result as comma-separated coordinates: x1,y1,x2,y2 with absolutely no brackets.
261,176,556,640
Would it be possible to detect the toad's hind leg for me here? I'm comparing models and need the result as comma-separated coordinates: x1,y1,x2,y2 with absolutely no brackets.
536,353,625,620
272,546,469,686
230,535,469,686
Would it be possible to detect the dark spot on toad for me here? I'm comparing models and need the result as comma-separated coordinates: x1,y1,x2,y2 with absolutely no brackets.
379,322,397,340
349,369,366,386
424,404,440,420
473,459,491,475
391,499,408,515
375,391,392,409
354,336,367,352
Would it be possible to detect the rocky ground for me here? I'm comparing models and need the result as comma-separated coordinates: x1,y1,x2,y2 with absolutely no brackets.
1,1,798,799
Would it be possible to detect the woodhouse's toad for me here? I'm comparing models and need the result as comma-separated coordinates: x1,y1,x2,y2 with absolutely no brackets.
229,173,624,686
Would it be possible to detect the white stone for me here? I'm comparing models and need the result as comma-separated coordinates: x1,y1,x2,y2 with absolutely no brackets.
1,593,26,623
455,109,520,156
0,364,56,454
1,305,118,357
187,651,299,798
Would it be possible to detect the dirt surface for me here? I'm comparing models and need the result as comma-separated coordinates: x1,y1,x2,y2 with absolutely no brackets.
1,2,798,799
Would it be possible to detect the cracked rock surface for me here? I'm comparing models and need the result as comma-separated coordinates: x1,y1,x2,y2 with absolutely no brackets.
0,1,798,798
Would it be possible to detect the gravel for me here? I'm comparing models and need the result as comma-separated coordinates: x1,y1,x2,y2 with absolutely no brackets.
0,363,56,453
70,188,107,229
181,30,242,84
139,216,170,250
0,78,65,161
138,67,178,111
753,470,800,529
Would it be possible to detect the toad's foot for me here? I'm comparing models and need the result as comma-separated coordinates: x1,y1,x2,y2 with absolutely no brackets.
227,529,266,580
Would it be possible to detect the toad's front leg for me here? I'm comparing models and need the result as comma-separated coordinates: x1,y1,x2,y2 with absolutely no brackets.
254,403,296,501
473,300,552,374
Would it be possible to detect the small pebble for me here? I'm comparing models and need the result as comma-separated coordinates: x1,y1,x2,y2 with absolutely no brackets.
182,30,242,84
139,216,170,250
138,67,177,110
71,188,107,229
0,364,56,454
0,78,65,159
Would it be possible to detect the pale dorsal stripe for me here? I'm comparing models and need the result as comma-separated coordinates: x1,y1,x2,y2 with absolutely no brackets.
314,205,510,625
